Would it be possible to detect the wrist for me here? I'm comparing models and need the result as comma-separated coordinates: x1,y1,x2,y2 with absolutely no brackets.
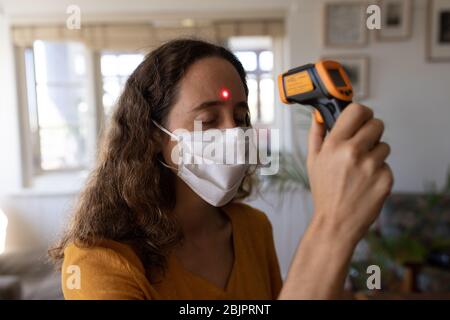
308,211,359,253
280,211,358,299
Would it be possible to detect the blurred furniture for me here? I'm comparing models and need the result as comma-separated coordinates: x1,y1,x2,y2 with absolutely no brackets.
0,248,63,300
349,191,450,295
0,275,21,299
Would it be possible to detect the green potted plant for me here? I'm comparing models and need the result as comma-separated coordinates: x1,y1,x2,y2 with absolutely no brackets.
350,166,450,293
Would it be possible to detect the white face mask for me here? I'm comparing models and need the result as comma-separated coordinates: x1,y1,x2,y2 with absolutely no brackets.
153,121,254,207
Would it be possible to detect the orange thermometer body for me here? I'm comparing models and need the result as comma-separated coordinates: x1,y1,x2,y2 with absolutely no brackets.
278,60,353,131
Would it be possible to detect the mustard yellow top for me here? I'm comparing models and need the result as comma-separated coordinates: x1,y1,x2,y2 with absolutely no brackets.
62,203,283,300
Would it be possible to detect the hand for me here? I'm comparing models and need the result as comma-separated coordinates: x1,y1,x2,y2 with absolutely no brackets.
307,103,394,246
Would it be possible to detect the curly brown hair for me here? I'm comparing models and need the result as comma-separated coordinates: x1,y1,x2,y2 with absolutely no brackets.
48,38,253,276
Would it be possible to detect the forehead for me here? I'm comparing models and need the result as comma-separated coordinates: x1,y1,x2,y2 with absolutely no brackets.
177,57,247,103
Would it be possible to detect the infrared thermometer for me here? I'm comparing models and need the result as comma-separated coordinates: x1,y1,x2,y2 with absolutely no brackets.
278,60,353,131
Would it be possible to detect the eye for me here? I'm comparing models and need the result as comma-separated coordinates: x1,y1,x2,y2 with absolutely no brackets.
202,119,216,126
195,111,218,128
197,117,217,129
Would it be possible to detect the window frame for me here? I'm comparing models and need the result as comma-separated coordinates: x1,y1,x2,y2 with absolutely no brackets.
233,48,275,126
229,35,287,153
17,44,146,189
96,50,145,128
16,42,98,188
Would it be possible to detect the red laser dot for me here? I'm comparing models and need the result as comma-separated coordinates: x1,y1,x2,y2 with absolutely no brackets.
221,89,230,100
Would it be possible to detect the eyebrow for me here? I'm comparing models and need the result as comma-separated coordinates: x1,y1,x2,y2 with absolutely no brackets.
191,100,249,113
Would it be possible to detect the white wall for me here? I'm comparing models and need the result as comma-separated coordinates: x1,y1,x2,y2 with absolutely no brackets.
287,0,450,192
0,11,22,194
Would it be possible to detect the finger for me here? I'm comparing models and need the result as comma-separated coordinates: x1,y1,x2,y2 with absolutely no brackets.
362,142,391,173
373,163,395,197
370,142,391,164
330,103,374,141
307,113,326,164
351,118,385,152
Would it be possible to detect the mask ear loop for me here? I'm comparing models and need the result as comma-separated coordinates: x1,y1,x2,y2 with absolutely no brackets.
159,158,178,172
152,120,178,140
152,120,180,172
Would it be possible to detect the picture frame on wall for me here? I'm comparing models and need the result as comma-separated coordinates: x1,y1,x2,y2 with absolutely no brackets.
322,55,370,100
427,0,450,62
323,2,368,47
377,0,413,41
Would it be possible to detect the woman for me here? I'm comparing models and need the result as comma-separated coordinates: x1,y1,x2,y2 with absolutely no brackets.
50,39,393,299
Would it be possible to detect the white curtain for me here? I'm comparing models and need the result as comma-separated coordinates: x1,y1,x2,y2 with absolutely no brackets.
11,19,284,50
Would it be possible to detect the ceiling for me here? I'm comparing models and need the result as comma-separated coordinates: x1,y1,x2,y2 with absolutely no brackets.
0,0,294,24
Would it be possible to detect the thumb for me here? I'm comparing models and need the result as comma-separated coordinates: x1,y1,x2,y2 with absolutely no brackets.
308,111,326,163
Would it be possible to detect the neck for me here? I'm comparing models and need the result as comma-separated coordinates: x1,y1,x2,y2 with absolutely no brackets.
172,177,224,237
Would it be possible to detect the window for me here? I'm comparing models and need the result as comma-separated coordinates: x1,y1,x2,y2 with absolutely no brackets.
230,37,275,124
24,41,95,173
22,44,145,179
100,53,144,116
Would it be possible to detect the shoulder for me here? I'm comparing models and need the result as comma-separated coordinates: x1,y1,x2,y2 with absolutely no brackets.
63,239,145,274
62,239,149,299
